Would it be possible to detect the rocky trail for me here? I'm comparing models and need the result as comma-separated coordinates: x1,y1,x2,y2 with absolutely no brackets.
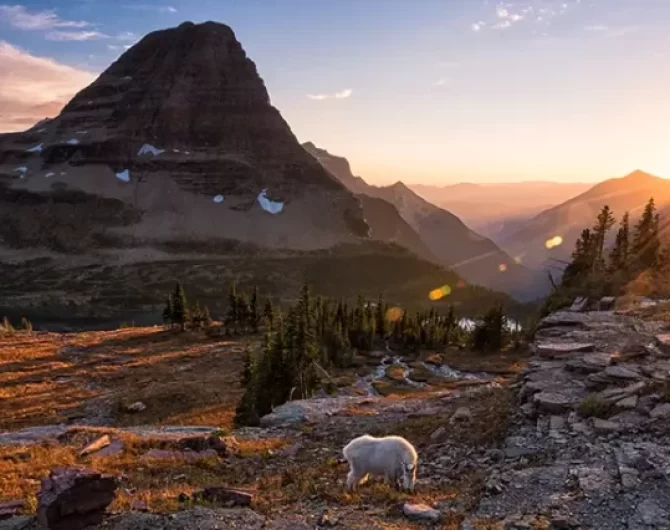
3,302,670,528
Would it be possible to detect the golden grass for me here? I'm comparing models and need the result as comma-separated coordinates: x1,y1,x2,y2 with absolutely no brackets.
0,327,254,431
0,430,288,513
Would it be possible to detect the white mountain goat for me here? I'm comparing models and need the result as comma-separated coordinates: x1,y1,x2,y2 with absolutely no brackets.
342,434,418,492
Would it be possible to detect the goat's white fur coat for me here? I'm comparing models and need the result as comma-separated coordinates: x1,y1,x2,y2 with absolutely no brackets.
342,434,418,492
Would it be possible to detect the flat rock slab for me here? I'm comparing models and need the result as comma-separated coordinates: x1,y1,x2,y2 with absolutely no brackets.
533,392,581,414
536,342,595,357
0,425,68,447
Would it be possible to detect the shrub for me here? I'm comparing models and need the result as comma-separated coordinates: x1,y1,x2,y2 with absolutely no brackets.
577,394,611,418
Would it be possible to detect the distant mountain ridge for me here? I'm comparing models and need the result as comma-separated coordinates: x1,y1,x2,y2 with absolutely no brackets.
303,142,547,300
409,181,592,243
501,170,670,269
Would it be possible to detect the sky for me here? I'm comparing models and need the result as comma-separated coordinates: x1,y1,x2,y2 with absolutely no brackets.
0,0,669,185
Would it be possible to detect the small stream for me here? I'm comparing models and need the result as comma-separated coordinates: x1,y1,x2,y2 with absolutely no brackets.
354,354,488,397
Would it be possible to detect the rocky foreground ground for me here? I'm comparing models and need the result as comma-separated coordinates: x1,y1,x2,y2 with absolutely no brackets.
2,301,670,529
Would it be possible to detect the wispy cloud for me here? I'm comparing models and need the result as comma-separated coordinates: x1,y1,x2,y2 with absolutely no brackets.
123,4,177,13
0,4,89,30
307,89,353,101
473,1,580,32
433,78,449,87
46,30,108,41
0,40,95,132
108,44,133,52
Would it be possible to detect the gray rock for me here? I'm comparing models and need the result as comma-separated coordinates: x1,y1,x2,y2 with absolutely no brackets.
536,342,594,357
0,501,24,520
549,415,565,433
430,426,447,441
649,403,670,419
126,402,147,413
93,441,125,457
192,487,253,507
603,365,642,380
451,407,472,423
599,296,616,310
402,503,440,522
591,418,620,434
533,392,577,414
598,382,646,404
615,395,638,410
569,297,589,312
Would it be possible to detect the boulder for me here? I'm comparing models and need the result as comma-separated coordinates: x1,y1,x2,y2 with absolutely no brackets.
36,467,117,530
402,503,441,522
598,382,646,404
533,392,578,414
451,407,473,423
615,395,638,410
599,296,616,310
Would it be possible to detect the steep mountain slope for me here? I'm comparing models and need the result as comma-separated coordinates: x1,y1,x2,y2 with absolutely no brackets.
502,171,670,268
0,22,519,324
303,143,546,300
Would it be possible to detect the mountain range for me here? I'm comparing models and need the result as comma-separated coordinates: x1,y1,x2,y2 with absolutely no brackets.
302,143,546,300
409,182,592,243
500,170,670,269
0,21,521,327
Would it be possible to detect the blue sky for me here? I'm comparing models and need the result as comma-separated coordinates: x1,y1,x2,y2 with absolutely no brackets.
1,0,669,184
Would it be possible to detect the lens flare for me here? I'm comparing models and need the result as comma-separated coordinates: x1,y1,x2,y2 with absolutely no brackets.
498,263,508,272
545,235,564,249
514,256,522,264
386,307,404,322
428,284,452,301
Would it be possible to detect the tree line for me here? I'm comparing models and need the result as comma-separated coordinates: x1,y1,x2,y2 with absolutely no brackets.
557,197,666,299
233,283,516,426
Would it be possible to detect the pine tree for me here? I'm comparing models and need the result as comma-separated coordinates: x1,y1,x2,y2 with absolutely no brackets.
609,211,630,273
562,229,595,288
376,294,388,341
238,293,251,334
592,205,615,272
227,282,239,334
162,294,173,326
632,198,660,270
264,297,275,331
251,286,260,333
234,387,260,427
471,304,507,353
172,281,188,331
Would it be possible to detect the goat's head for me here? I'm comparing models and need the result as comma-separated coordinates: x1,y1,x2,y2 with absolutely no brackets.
401,461,417,492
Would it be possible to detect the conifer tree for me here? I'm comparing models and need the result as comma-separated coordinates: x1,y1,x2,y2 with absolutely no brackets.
592,205,615,272
251,286,260,333
162,294,173,326
264,297,275,331
376,294,388,340
238,293,251,334
609,211,630,273
172,281,188,331
227,282,239,334
632,198,660,270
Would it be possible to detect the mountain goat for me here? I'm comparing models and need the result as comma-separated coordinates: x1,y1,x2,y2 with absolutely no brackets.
342,434,418,492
